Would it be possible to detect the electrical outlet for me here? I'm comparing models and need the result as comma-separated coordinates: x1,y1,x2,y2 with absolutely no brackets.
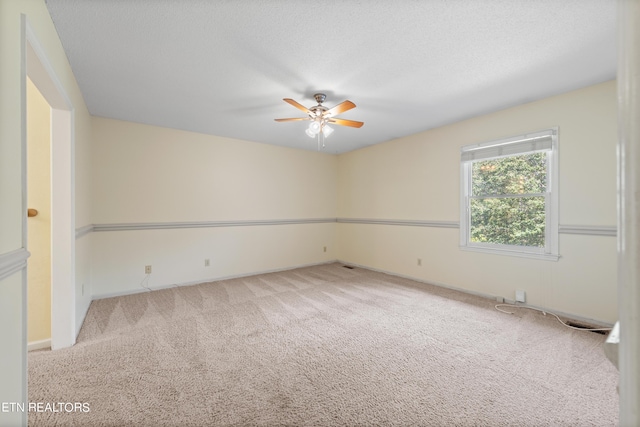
145,265,152,274
417,258,422,266
515,290,526,303
204,259,210,267
323,246,327,253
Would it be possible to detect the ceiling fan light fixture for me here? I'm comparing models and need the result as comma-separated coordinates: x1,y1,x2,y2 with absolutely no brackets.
308,120,321,135
322,124,334,138
305,128,316,138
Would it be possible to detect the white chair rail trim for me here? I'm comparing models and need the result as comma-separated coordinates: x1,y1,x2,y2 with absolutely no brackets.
0,248,30,281
337,218,459,228
75,224,94,239
74,219,617,237
91,218,337,232
558,225,617,237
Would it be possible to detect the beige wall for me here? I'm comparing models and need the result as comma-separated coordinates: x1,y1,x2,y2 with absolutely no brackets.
91,118,337,296
27,77,51,344
92,118,336,223
337,80,618,323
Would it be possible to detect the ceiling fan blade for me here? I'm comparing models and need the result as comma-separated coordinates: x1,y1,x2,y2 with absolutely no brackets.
274,118,310,122
328,118,364,128
283,98,311,114
326,100,356,116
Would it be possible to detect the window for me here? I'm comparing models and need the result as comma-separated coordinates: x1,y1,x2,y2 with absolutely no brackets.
460,129,558,260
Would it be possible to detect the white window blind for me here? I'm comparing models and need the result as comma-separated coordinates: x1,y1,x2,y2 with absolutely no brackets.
461,131,554,162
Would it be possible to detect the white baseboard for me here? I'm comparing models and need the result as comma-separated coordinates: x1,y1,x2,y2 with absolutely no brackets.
90,258,613,328
338,259,614,328
92,260,339,300
28,338,51,352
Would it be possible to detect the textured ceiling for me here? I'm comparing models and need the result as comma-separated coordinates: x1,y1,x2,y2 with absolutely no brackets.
45,0,616,154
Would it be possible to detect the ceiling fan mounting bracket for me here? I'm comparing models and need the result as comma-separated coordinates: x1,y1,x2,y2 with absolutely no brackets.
314,93,326,104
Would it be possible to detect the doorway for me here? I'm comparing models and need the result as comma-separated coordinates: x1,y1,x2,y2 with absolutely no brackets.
25,22,75,350
26,77,52,351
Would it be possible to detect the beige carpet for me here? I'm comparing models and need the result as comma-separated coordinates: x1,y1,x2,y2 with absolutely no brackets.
29,263,618,426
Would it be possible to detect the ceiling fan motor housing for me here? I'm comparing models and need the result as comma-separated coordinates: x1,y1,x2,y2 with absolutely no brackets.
309,105,328,118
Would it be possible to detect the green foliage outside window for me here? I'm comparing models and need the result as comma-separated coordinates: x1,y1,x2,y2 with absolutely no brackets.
470,153,547,247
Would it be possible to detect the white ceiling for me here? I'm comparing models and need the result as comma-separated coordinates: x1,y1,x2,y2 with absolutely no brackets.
45,0,617,154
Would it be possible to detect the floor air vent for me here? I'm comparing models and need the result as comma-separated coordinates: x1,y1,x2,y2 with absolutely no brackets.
342,265,355,269
565,321,607,335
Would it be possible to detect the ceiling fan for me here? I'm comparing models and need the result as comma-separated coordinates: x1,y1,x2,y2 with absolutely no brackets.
275,93,364,140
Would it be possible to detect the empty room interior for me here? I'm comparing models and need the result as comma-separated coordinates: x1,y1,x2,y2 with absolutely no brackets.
1,0,639,426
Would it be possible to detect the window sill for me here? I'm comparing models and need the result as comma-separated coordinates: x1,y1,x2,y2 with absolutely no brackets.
459,245,560,261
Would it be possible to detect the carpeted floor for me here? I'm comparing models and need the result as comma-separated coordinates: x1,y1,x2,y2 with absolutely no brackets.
28,263,618,426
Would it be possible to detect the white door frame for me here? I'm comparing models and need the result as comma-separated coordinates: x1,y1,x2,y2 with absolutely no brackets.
617,1,640,423
24,19,76,350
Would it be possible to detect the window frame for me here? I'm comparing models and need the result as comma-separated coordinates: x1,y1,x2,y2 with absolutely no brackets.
459,128,559,261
